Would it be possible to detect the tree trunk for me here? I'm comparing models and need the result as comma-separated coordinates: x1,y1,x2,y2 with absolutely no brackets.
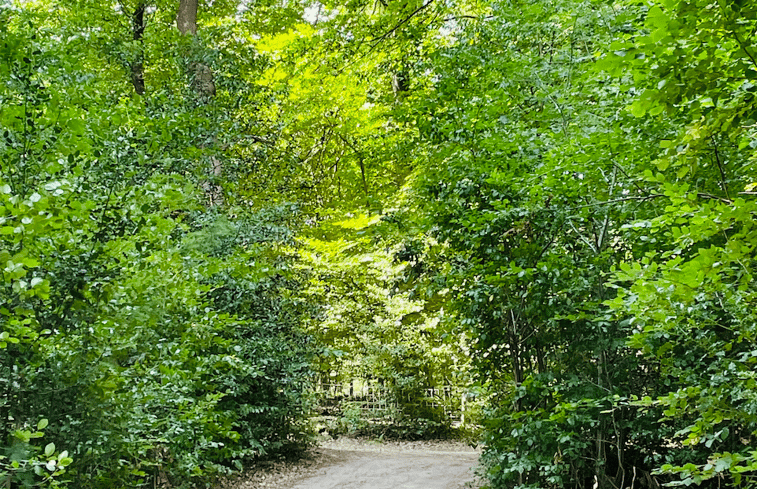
175,0,223,206
131,2,146,95
176,0,198,35
509,310,524,412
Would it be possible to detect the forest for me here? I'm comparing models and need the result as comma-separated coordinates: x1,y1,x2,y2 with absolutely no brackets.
2,0,757,487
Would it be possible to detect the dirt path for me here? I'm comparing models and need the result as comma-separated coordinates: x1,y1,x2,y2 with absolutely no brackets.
220,439,483,489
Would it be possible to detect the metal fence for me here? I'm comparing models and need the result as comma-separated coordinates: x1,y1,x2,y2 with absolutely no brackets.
314,380,470,424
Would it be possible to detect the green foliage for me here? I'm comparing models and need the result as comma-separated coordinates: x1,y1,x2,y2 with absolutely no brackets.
383,0,757,484
382,0,757,485
0,419,73,488
9,0,757,486
302,211,472,439
392,0,663,485
325,401,452,440
0,3,317,487
599,0,757,485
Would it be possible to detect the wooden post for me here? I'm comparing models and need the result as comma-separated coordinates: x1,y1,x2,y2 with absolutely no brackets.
461,392,466,426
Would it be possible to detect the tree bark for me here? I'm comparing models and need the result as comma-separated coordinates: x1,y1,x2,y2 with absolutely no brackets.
176,0,198,35
176,0,223,206
131,2,146,95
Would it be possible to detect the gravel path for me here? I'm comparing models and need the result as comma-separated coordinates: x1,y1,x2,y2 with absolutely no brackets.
220,439,483,489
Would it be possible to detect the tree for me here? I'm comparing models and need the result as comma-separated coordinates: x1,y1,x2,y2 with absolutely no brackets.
176,0,198,35
0,2,318,487
606,0,757,484
393,0,686,486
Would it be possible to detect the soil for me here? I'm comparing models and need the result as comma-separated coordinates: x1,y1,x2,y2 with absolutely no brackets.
219,438,483,489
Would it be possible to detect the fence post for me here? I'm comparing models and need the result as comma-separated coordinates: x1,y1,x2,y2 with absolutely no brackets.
461,392,466,426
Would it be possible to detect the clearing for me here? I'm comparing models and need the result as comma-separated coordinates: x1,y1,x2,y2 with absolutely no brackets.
220,438,483,489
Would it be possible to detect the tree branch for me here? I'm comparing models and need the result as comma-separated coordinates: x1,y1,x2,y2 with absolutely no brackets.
329,0,437,77
368,0,436,50
567,194,665,210
442,14,495,22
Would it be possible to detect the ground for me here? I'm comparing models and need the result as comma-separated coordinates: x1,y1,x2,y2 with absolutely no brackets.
219,438,483,489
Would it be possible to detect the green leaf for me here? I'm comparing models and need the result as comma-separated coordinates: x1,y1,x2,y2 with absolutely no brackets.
13,430,31,443
629,100,647,118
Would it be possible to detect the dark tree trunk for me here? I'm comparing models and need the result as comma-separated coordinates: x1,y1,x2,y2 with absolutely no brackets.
131,2,146,95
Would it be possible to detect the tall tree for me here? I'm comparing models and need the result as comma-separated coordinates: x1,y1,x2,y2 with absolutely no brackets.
175,0,221,206
131,1,146,94
176,0,198,35
394,0,676,487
